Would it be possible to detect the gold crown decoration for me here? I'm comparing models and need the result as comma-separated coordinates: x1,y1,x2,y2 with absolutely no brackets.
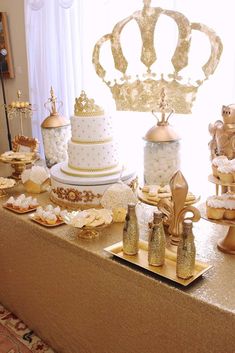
93,0,223,114
74,90,104,116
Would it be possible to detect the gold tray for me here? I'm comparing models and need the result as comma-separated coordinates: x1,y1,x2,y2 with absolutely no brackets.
208,174,235,187
29,214,65,227
3,204,38,214
104,240,212,286
138,186,199,207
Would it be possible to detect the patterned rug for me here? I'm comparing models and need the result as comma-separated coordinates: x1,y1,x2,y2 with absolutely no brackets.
0,304,55,353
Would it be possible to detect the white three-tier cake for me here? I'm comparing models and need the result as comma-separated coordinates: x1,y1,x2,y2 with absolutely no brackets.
50,91,136,209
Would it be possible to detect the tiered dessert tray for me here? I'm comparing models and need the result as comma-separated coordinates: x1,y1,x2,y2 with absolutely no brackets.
0,178,16,198
202,175,235,254
199,203,235,255
208,174,235,193
104,240,212,286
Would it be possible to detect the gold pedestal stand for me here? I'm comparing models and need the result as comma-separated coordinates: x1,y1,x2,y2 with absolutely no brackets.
77,228,100,239
0,159,34,180
204,175,235,255
217,226,235,255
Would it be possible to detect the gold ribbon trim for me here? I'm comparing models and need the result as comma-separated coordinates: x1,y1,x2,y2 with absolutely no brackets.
71,138,112,144
61,165,121,178
68,163,119,172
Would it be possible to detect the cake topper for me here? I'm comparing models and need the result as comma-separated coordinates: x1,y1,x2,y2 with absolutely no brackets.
93,0,223,114
74,91,104,116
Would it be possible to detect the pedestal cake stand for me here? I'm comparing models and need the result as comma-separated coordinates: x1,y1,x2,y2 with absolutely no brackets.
50,162,136,210
201,175,235,255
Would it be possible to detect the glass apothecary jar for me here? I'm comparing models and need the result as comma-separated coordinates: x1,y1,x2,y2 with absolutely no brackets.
143,108,180,186
41,87,71,168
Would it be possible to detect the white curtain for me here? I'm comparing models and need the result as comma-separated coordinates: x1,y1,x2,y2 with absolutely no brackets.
25,0,82,155
25,0,235,195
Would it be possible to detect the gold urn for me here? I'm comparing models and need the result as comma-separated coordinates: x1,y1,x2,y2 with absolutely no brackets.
41,87,71,168
143,89,181,186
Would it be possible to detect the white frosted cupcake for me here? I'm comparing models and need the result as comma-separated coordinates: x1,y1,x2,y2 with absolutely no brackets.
29,198,38,208
217,164,234,183
45,213,57,225
206,194,235,220
35,206,43,220
20,200,30,211
18,194,26,202
6,196,15,207
212,156,228,177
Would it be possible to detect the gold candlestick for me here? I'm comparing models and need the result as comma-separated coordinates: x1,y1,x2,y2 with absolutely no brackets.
6,89,34,135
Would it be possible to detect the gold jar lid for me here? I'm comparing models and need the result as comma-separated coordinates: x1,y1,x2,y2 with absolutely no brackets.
41,87,70,129
144,123,180,142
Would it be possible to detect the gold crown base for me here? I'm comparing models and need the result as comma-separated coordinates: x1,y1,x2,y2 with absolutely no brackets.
110,79,198,114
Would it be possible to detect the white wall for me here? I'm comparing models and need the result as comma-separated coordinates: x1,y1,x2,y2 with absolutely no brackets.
0,0,31,153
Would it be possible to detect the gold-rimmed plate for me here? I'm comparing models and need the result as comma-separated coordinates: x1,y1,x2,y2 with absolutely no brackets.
104,240,212,286
138,186,200,207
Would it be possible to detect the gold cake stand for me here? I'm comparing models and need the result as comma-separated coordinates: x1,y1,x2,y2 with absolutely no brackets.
199,203,235,255
0,155,37,180
0,183,16,198
203,175,235,254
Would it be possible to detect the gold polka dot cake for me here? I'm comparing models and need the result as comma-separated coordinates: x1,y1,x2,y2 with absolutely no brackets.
206,194,235,220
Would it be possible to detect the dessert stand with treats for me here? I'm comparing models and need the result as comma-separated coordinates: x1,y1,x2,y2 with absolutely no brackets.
29,205,67,227
63,208,113,239
0,135,39,180
203,104,235,254
3,194,39,214
202,163,235,254
0,177,16,198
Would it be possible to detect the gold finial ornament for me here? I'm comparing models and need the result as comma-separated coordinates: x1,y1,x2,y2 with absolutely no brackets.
74,90,104,116
93,1,223,114
41,87,69,128
144,88,179,142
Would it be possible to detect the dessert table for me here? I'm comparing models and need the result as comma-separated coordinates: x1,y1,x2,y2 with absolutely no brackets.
0,181,234,353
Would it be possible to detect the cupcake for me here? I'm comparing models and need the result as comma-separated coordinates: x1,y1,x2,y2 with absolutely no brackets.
35,206,43,220
6,196,14,207
217,164,234,183
18,194,26,202
206,194,235,220
29,198,38,208
211,156,228,175
45,204,54,212
13,199,21,210
20,200,30,212
45,213,57,225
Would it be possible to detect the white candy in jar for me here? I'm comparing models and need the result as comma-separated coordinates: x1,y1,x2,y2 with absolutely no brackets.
42,125,71,167
144,141,180,185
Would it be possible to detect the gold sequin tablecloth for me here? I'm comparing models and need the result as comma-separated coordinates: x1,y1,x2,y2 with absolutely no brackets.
0,182,234,353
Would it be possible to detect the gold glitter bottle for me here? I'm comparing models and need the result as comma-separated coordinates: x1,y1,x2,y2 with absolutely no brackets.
148,211,166,266
176,220,196,279
123,203,139,255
